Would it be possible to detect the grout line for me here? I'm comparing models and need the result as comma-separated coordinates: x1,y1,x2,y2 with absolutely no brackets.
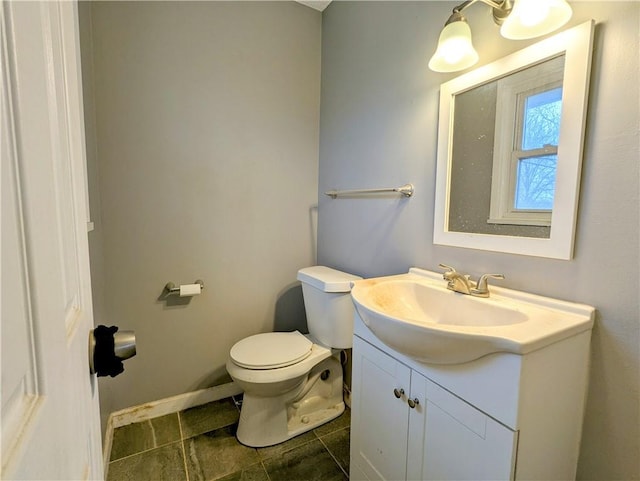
178,411,190,481
148,419,157,448
260,460,273,481
109,413,185,463
109,439,183,464
317,429,350,479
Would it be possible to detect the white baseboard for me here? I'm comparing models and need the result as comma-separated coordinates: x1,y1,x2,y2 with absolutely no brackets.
102,382,242,470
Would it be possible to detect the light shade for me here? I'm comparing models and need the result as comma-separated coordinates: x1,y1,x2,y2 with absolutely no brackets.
428,19,479,73
500,0,572,40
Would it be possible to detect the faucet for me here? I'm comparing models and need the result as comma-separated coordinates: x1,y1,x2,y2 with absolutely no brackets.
438,264,472,294
438,264,504,297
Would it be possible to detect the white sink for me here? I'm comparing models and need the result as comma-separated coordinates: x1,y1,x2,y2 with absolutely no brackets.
350,268,595,364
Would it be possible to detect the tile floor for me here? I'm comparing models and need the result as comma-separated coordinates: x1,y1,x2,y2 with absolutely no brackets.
106,396,350,481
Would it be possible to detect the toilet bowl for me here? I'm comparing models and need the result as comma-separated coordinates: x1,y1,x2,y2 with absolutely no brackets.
226,266,361,448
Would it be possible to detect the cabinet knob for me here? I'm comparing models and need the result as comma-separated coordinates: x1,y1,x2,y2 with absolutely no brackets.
408,398,420,409
393,388,405,399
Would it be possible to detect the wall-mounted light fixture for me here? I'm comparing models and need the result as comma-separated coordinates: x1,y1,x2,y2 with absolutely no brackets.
428,0,572,72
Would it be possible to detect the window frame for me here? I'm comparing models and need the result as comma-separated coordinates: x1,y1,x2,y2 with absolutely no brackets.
488,57,564,227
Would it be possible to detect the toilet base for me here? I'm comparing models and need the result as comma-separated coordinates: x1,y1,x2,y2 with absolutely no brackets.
236,356,344,447
287,398,344,440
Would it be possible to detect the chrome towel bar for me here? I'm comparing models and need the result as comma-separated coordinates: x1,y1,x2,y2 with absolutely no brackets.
325,183,414,199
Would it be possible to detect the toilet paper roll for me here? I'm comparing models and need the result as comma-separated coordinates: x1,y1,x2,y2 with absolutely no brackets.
179,283,201,297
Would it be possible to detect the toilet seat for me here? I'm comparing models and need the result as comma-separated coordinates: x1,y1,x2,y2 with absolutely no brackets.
230,331,313,370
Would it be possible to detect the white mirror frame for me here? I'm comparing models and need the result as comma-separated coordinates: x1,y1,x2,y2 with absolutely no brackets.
433,21,594,259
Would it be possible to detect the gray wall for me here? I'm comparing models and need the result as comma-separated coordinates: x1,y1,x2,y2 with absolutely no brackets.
318,2,639,480
81,1,321,428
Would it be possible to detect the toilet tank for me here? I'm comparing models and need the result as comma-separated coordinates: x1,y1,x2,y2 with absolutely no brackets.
297,266,362,349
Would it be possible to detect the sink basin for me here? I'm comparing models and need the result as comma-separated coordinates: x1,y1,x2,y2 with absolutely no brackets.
350,268,595,364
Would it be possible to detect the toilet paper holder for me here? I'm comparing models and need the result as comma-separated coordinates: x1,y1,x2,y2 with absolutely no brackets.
164,279,205,297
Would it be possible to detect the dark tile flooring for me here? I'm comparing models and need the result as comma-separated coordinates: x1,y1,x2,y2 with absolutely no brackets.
107,396,350,481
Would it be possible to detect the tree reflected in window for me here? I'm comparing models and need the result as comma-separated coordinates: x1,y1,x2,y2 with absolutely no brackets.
514,87,562,211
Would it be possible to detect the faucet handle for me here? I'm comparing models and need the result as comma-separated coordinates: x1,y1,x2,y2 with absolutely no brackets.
438,264,457,281
473,274,505,296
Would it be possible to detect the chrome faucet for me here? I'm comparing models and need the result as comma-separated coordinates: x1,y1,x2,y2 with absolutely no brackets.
438,264,504,298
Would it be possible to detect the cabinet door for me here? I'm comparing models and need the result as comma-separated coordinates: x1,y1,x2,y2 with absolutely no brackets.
351,336,412,481
407,373,518,481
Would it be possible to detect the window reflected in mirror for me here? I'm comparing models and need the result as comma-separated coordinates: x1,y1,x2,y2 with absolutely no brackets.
449,56,565,239
488,54,565,231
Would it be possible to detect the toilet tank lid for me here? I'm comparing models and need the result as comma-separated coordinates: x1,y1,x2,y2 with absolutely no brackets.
297,266,362,293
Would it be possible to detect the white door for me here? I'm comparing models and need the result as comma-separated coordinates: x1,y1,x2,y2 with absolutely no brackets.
407,373,518,481
350,336,412,481
1,1,103,479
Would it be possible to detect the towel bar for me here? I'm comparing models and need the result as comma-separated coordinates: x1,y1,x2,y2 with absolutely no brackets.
325,183,414,199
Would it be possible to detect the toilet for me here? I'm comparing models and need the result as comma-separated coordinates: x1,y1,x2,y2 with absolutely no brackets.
226,266,362,447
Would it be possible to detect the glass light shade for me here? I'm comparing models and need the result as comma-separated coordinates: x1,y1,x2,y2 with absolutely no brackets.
428,20,479,73
500,0,572,40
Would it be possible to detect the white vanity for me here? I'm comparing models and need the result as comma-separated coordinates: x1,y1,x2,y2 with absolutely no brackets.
349,268,595,481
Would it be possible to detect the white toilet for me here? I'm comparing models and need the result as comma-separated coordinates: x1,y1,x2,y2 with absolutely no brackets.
226,266,362,447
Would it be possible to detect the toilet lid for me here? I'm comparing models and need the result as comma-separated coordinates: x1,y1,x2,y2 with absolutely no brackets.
230,331,313,370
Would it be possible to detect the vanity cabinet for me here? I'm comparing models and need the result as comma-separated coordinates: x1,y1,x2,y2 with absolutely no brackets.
350,336,517,481
350,310,592,481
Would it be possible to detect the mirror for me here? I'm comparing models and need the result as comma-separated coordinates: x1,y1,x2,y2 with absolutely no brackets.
433,21,594,259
